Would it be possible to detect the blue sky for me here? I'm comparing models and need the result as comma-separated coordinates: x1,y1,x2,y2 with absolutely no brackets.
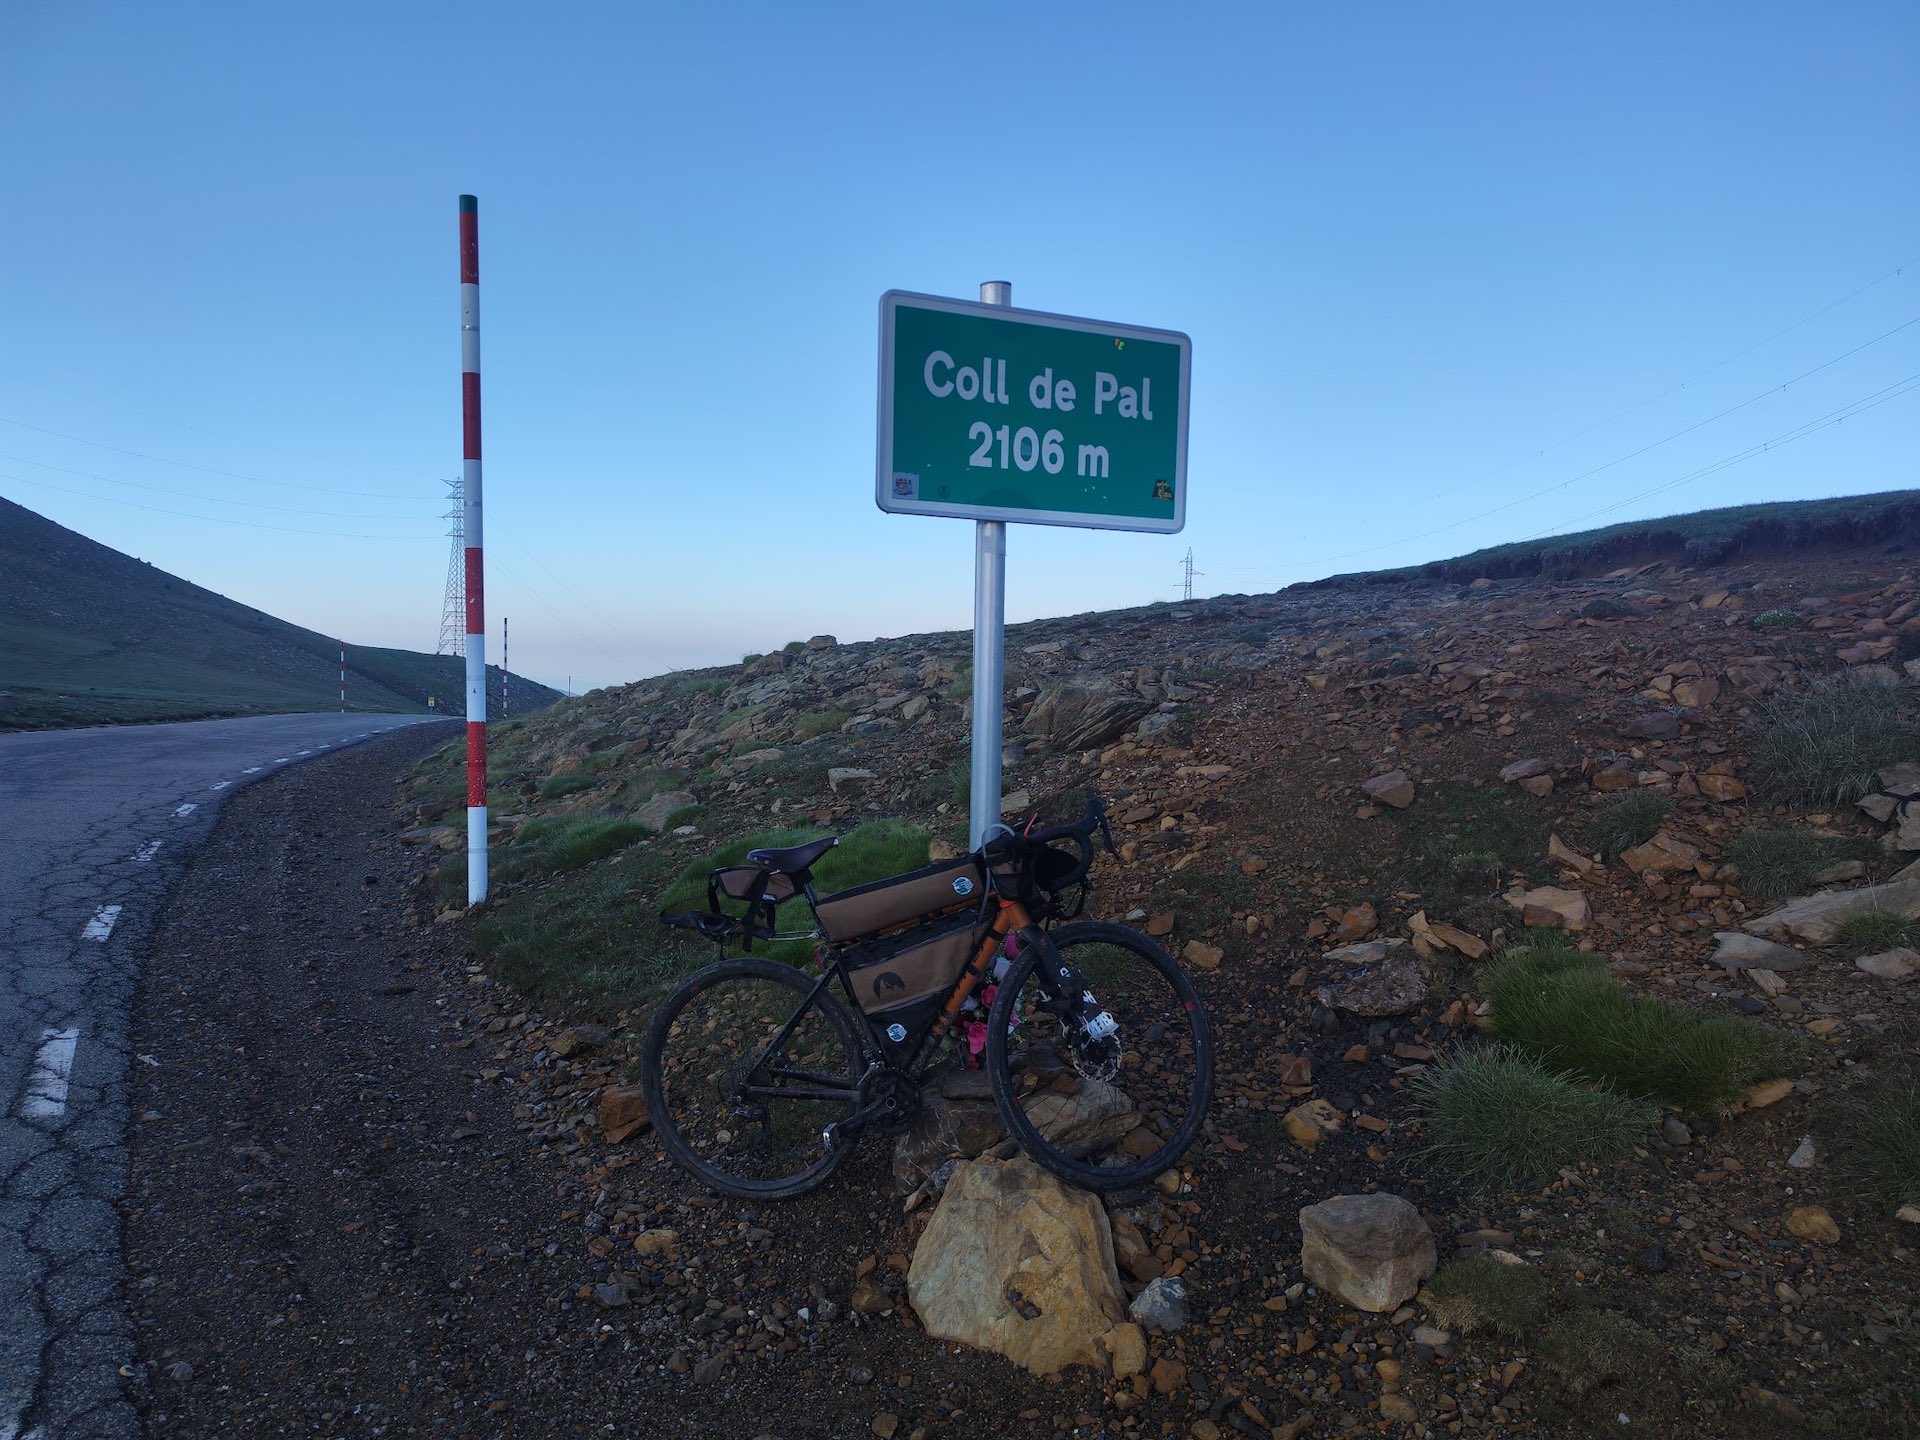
2,2,1915,693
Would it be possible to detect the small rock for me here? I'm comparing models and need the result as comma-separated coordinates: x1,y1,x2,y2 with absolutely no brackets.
1333,903,1380,942
1896,1204,1920,1225
827,767,878,792
871,1413,899,1439
592,1282,630,1308
1128,1275,1188,1333
1149,1355,1188,1395
1621,712,1681,741
1504,885,1591,930
1696,772,1747,802
165,1361,194,1383
1660,1116,1692,1147
632,1227,678,1257
1361,771,1415,809
1411,1324,1452,1347
1785,1205,1840,1244
1746,1078,1794,1110
1499,758,1547,782
1378,1392,1419,1423
1284,1099,1344,1150
1298,1193,1437,1313
596,1085,650,1143
1103,1321,1147,1379
1857,948,1920,980
1787,1137,1817,1170
1182,940,1224,971
1709,932,1810,973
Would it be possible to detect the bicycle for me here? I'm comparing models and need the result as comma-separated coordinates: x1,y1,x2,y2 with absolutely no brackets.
645,796,1214,1200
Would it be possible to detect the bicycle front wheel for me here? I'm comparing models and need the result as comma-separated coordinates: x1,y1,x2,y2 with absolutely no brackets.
640,957,865,1200
985,921,1214,1192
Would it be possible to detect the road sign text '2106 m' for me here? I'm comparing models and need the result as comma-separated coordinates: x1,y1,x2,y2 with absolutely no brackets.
877,291,1190,533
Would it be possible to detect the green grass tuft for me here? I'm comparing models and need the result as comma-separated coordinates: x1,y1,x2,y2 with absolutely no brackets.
1422,1255,1554,1338
1482,942,1794,1113
1536,1310,1661,1397
792,709,849,741
1820,1055,1920,1211
1583,792,1672,860
1381,781,1550,910
1411,1045,1653,1191
1727,828,1881,902
1749,676,1920,808
1751,608,1804,630
503,815,649,877
1829,909,1920,956
538,768,602,800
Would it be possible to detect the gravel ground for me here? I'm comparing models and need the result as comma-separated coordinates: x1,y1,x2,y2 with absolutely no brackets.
121,728,805,1437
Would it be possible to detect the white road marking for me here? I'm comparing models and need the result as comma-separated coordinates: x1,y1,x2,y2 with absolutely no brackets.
19,1028,79,1120
211,780,230,790
81,905,121,941
132,840,162,863
173,803,197,817
244,766,261,774
274,756,290,763
296,749,311,756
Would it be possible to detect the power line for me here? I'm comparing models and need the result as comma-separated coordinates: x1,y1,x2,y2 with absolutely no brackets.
0,450,438,520
509,536,651,660
1280,312,1920,572
1427,249,1920,502
0,470,440,540
0,412,425,500
1511,371,1920,542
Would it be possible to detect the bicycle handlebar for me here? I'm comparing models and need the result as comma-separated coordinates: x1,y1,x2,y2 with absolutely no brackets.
980,795,1113,891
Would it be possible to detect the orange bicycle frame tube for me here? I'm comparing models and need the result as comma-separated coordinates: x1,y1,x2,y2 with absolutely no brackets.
926,897,1031,1047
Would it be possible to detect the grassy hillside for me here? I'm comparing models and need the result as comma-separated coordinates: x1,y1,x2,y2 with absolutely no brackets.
0,496,562,729
1303,489,1920,589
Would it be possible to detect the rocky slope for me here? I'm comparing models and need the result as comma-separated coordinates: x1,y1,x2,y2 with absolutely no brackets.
397,548,1920,1438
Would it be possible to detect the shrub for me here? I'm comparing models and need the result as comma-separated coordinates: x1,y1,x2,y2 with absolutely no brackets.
1821,1060,1920,1211
1583,792,1672,860
1830,909,1920,956
1411,1045,1653,1192
1749,676,1920,808
1422,1255,1554,1338
1482,942,1793,1113
1727,828,1880,902
1751,608,1803,630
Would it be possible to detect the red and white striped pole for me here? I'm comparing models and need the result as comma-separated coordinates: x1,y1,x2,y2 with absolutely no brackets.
501,615,509,717
338,640,346,712
459,193,489,905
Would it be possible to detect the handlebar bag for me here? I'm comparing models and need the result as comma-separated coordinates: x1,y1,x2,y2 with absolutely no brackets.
814,856,986,944
844,915,982,1015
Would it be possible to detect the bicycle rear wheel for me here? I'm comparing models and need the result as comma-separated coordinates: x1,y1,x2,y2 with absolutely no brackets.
985,921,1213,1192
640,957,865,1200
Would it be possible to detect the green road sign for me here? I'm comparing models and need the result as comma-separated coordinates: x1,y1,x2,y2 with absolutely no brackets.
877,291,1190,533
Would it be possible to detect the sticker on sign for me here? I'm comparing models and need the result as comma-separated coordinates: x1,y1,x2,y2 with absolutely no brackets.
877,290,1190,533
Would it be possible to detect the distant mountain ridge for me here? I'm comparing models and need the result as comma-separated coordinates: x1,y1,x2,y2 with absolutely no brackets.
0,496,560,729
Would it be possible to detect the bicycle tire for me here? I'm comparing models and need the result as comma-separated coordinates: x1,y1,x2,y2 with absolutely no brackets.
640,957,866,1200
984,921,1213,1192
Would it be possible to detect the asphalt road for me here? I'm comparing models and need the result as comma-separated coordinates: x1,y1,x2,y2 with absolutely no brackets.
0,712,451,1440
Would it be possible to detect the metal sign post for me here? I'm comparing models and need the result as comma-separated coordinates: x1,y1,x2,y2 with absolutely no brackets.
969,282,1010,848
877,285,1190,848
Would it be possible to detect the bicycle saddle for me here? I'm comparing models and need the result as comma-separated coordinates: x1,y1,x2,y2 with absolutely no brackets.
745,835,838,875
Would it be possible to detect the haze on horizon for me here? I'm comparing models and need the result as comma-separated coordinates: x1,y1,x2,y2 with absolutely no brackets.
2,2,1915,695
